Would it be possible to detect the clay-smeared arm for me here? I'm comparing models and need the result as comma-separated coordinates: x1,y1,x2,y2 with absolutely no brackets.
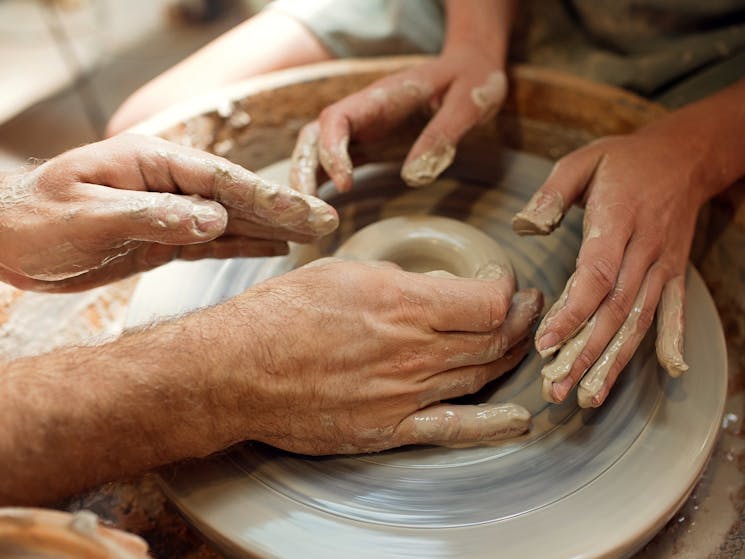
0,260,538,505
514,77,745,407
0,134,337,292
290,0,516,193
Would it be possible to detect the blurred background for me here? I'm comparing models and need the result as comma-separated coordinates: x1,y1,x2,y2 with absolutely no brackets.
0,0,268,170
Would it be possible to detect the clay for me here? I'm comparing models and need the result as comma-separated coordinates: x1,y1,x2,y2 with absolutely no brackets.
400,137,456,188
540,315,597,402
577,281,649,408
655,275,689,377
512,190,564,235
471,71,508,123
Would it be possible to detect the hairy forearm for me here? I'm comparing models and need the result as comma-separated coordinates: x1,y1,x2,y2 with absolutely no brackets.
443,0,516,62
0,301,258,506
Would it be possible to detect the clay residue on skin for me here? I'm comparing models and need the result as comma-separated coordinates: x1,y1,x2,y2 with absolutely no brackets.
211,161,338,236
412,403,531,447
655,275,689,377
535,272,576,358
577,282,649,408
541,315,597,402
401,137,456,188
475,261,511,282
289,121,320,194
318,134,353,191
512,190,565,235
470,71,507,123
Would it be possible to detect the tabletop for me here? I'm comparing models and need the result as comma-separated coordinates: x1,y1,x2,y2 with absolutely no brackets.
2,189,743,559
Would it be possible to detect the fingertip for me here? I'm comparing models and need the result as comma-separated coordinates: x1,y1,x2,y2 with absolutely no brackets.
400,135,455,188
512,189,565,236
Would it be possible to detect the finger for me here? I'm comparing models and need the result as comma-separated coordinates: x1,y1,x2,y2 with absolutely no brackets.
401,72,507,187
540,315,597,403
437,289,542,369
576,266,666,408
317,73,438,191
289,120,321,194
655,274,689,377
225,215,318,244
393,402,531,447
412,273,519,332
64,134,340,238
546,237,662,403
419,338,530,406
20,237,289,293
81,184,228,244
534,203,635,356
512,145,604,235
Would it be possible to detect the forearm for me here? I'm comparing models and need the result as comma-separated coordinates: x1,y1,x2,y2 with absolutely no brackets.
0,302,257,506
645,77,745,203
443,0,516,62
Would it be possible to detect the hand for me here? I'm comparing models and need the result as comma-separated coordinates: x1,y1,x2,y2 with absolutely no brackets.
0,134,338,292
513,126,710,407
215,260,542,454
289,50,507,194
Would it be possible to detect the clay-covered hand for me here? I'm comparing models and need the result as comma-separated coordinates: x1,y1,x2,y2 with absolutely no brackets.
0,133,338,292
216,260,542,454
289,53,507,194
513,126,713,407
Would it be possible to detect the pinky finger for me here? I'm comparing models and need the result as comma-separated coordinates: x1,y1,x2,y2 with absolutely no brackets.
393,402,531,447
655,274,689,377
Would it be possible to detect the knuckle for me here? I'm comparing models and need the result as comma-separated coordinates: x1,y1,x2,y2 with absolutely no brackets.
579,256,617,297
604,286,635,325
574,348,597,376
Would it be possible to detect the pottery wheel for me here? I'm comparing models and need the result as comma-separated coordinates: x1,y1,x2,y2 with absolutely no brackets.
126,149,727,559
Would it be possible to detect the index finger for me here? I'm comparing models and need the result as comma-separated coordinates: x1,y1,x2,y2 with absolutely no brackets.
66,134,339,238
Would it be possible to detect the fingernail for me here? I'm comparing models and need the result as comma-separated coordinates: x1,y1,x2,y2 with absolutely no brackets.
192,204,226,235
537,332,560,354
401,139,455,187
512,190,564,235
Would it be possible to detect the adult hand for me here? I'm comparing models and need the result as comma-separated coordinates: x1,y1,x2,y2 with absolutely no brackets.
513,127,707,408
215,260,542,454
0,134,338,292
289,51,507,194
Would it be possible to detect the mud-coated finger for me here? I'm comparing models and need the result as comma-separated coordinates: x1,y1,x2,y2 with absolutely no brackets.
393,403,531,447
289,120,321,194
655,274,689,377
401,72,506,187
512,145,603,235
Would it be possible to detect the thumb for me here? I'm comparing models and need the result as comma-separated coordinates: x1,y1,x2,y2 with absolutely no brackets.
86,184,228,245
